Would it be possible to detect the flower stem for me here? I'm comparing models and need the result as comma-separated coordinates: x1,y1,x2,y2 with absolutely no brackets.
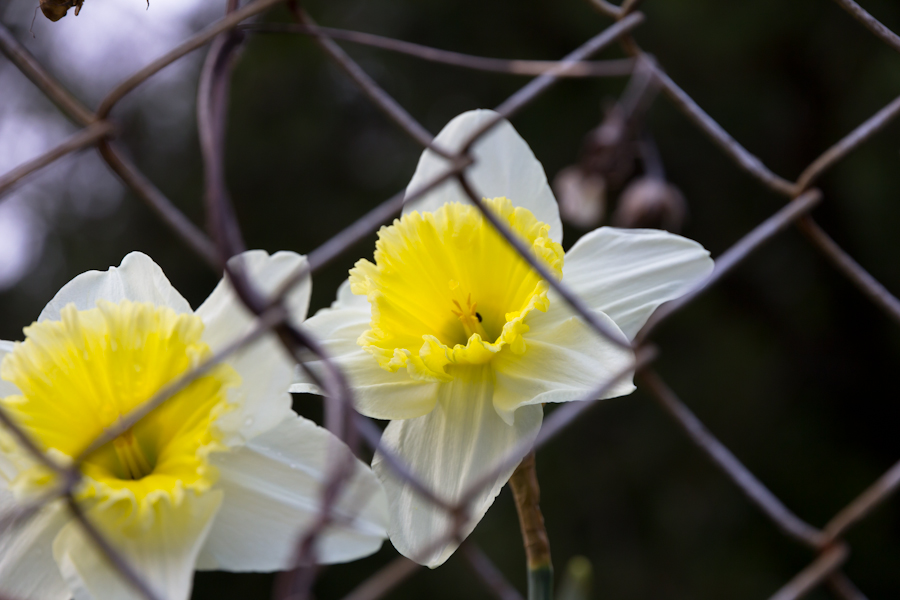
510,451,553,600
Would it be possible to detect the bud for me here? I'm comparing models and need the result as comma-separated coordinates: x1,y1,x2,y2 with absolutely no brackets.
40,0,83,22
553,166,606,230
612,176,687,232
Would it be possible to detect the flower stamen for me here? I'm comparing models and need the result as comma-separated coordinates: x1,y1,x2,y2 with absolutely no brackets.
451,293,490,341
112,429,153,480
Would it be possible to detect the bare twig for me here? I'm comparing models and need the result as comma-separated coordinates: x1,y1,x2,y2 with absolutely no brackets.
245,23,635,78
0,121,114,198
0,23,95,126
767,544,848,600
97,140,221,269
797,216,900,327
96,0,287,118
198,29,247,259
826,572,870,600
353,414,457,513
458,346,658,510
637,189,822,341
462,542,526,600
0,403,67,476
71,303,286,464
340,556,421,600
822,457,900,544
832,0,900,54
642,61,796,196
794,92,900,192
65,495,163,600
290,9,452,158
586,0,623,19
639,369,824,548
457,173,633,350
493,12,645,120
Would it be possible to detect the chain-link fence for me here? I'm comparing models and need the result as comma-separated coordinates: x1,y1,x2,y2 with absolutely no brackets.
1,0,899,598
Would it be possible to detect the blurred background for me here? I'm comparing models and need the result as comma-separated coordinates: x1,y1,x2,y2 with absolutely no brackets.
1,0,900,598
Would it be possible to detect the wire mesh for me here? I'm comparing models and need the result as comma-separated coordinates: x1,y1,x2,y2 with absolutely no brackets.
0,0,898,599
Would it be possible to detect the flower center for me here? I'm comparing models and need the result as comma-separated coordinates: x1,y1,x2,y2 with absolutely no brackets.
112,429,153,480
451,292,490,342
0,300,238,517
349,198,564,382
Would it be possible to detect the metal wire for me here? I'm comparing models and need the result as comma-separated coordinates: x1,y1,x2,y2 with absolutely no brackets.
1,0,900,599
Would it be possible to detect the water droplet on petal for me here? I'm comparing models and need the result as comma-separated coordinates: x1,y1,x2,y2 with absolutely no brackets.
243,417,254,428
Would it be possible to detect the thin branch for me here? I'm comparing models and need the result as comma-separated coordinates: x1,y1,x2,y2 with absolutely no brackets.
353,413,458,513
0,23,95,126
457,173,632,350
198,28,248,260
767,544,848,600
392,348,658,575
494,12,645,120
71,303,286,464
97,140,221,270
340,556,421,600
833,0,900,54
462,542,525,600
797,216,900,327
270,153,473,307
586,0,623,19
95,0,287,118
637,189,822,342
291,9,452,158
65,495,163,600
0,403,68,476
0,121,113,199
458,346,658,509
826,572,870,600
794,92,900,192
639,369,824,548
245,23,635,78
822,457,900,544
642,59,796,196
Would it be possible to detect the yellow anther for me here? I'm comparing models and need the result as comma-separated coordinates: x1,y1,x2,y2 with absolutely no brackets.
113,429,153,480
451,293,490,341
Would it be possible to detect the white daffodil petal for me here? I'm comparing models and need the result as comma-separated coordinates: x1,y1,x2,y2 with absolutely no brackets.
196,250,311,350
197,250,311,445
563,227,714,339
38,252,191,322
52,491,223,600
373,367,543,567
492,301,636,424
293,280,439,420
198,414,388,570
0,340,19,397
0,497,69,600
404,109,563,243
214,335,296,447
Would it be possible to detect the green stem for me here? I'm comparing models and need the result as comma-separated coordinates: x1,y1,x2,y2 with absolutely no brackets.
510,451,553,600
527,564,554,600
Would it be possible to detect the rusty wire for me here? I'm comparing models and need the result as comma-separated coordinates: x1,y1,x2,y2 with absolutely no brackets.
0,0,899,599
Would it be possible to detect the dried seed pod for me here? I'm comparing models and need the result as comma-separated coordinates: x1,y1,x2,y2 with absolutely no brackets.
40,0,83,22
553,165,607,229
612,176,687,233
579,105,639,189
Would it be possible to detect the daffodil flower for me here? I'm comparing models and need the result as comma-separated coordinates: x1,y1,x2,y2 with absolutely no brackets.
0,251,388,600
293,110,714,567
